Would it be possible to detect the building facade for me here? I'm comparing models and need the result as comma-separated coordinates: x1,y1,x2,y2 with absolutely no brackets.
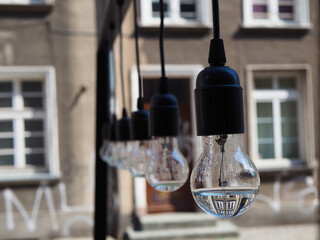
0,0,97,238
0,0,318,239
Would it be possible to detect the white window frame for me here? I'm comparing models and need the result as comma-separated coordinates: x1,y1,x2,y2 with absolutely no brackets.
0,66,60,183
246,64,315,170
140,0,212,27
0,0,53,5
130,64,203,214
242,0,311,29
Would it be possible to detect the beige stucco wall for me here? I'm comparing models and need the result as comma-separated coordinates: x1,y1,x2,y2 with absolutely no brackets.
0,0,97,238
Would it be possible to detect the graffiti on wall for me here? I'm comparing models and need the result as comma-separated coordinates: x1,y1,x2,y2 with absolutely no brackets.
2,183,93,236
257,176,318,215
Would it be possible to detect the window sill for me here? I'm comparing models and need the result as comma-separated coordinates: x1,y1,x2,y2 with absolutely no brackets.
0,173,60,186
255,161,314,179
0,3,53,12
241,23,312,31
139,23,211,36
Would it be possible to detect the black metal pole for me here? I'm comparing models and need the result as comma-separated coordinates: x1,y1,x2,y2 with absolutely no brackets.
94,44,110,239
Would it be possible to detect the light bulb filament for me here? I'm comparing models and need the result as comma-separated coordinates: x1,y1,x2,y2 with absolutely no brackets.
216,134,228,187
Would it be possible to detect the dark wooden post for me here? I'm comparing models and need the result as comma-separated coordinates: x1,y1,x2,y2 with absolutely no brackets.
94,44,110,239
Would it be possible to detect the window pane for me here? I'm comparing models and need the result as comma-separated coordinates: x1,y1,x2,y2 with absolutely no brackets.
25,137,44,148
0,121,13,132
0,138,13,149
258,123,273,138
257,102,273,117
180,0,196,20
278,77,296,89
0,155,14,166
152,0,169,18
0,82,12,92
257,102,275,159
279,0,294,20
22,81,42,92
281,101,297,117
253,0,268,19
258,144,275,159
282,122,298,138
254,78,273,89
281,101,299,158
283,142,299,158
26,154,45,166
25,120,43,131
0,98,12,108
23,97,43,108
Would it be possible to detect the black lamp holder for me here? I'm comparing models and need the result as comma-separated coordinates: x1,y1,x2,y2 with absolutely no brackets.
130,0,150,141
149,0,179,138
194,0,244,136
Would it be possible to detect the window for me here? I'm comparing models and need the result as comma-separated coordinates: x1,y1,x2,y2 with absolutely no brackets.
247,65,315,169
242,0,311,28
140,0,212,27
0,66,59,182
0,0,53,5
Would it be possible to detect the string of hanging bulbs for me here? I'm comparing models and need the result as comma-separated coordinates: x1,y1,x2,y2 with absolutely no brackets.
100,0,260,219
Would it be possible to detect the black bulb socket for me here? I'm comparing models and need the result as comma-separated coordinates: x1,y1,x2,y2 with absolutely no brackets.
130,109,150,141
116,109,131,141
195,65,245,136
194,38,244,135
149,93,179,137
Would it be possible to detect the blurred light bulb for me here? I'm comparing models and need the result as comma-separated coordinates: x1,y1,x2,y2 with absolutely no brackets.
129,140,152,177
99,140,108,161
146,137,189,192
190,134,260,218
117,141,133,170
100,140,118,167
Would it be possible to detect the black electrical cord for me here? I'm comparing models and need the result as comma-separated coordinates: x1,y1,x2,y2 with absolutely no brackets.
212,0,220,39
118,3,127,117
159,0,169,94
133,0,144,110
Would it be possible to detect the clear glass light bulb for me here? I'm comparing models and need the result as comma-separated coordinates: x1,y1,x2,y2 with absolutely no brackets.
117,141,133,170
100,140,118,167
190,134,260,218
129,140,152,177
146,137,189,192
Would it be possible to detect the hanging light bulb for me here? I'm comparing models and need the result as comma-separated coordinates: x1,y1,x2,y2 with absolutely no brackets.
128,0,153,178
100,115,118,167
116,108,132,170
145,0,189,192
146,91,189,192
129,140,152,177
129,108,152,177
190,0,260,218
128,109,153,175
191,135,260,218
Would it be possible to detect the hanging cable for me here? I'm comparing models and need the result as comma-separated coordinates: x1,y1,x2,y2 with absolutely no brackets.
133,0,144,110
159,0,169,94
208,0,225,65
212,0,220,39
118,3,127,117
